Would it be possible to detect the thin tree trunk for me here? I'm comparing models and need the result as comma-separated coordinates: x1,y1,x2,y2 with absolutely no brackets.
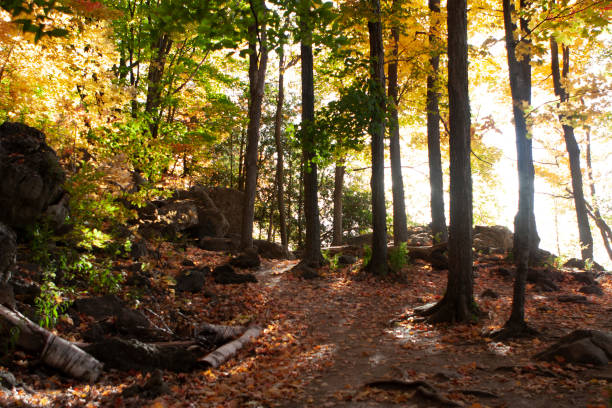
274,47,288,250
585,128,612,261
550,39,593,261
332,164,345,246
366,0,388,275
417,0,476,323
297,162,304,249
238,130,246,191
499,0,537,336
145,33,172,138
388,16,409,245
240,2,269,249
426,0,448,243
300,0,324,266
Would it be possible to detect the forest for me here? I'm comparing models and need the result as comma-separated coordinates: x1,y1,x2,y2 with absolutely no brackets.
0,0,610,407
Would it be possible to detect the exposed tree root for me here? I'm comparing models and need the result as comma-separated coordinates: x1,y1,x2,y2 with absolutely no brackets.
414,297,480,324
364,379,462,407
491,320,538,340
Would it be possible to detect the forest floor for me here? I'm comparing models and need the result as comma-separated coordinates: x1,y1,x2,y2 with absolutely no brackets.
1,242,612,408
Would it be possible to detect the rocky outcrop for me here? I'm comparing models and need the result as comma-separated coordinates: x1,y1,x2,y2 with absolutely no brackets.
535,330,612,366
473,225,513,253
205,187,244,236
0,122,66,229
0,223,16,285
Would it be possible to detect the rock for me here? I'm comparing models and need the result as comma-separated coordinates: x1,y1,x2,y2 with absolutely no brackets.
175,268,208,293
527,268,560,291
0,122,66,229
254,239,294,260
0,222,16,284
346,233,373,247
338,254,357,265
571,272,597,285
72,295,125,320
199,237,235,252
11,278,40,304
230,248,261,269
495,267,514,279
473,225,513,253
579,284,603,296
0,283,15,309
0,370,17,391
564,258,605,272
213,264,257,284
480,289,499,299
406,232,431,246
557,294,588,303
204,187,245,236
115,308,152,335
535,329,612,366
44,192,71,234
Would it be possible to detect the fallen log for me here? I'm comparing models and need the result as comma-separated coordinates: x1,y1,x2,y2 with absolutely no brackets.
0,304,102,382
200,325,261,368
195,323,246,346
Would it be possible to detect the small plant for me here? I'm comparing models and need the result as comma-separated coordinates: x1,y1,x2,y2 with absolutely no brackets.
584,258,594,271
388,242,409,273
35,270,69,328
323,250,340,272
363,244,372,266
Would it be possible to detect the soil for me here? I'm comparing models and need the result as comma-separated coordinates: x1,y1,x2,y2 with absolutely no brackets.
0,246,611,407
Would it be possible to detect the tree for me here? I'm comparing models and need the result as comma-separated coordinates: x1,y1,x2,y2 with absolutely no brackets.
426,0,448,243
299,0,324,266
387,0,408,245
417,0,477,322
366,0,388,275
240,0,269,250
273,45,289,250
549,38,593,261
497,0,538,337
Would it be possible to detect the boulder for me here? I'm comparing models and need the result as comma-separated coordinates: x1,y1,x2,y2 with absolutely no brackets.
0,222,16,284
564,258,605,272
205,187,245,236
0,122,66,229
199,237,235,252
212,264,257,284
473,225,513,253
338,254,357,265
535,329,612,366
579,284,604,296
230,248,261,269
254,239,294,260
175,268,208,293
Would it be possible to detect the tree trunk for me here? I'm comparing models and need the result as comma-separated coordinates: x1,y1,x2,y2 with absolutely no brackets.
0,305,102,382
388,12,409,245
499,0,537,336
274,47,288,250
145,33,172,139
585,127,612,261
240,4,269,250
332,164,345,246
550,39,593,261
300,2,324,266
238,130,246,192
426,0,448,243
200,326,261,368
418,0,476,323
366,0,388,275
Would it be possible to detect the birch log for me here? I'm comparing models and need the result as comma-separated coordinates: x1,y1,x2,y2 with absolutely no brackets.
200,325,261,368
0,304,102,382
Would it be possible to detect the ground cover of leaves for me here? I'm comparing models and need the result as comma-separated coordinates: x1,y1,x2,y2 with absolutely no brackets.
1,244,611,408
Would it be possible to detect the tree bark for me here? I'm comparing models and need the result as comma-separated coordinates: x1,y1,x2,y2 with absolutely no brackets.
418,0,476,323
388,9,409,245
240,2,269,250
585,128,612,261
145,33,172,139
200,326,261,368
500,0,537,335
550,39,593,261
300,0,324,266
366,0,388,275
274,47,288,250
426,0,448,243
0,305,102,382
332,164,345,246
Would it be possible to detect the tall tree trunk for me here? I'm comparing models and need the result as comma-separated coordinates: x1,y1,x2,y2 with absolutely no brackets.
274,47,288,250
240,4,269,250
238,130,246,191
300,0,324,266
585,128,612,261
332,164,345,246
499,0,537,336
388,14,409,245
549,39,593,261
417,0,476,323
426,0,448,243
366,0,388,275
297,162,304,249
145,33,172,139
